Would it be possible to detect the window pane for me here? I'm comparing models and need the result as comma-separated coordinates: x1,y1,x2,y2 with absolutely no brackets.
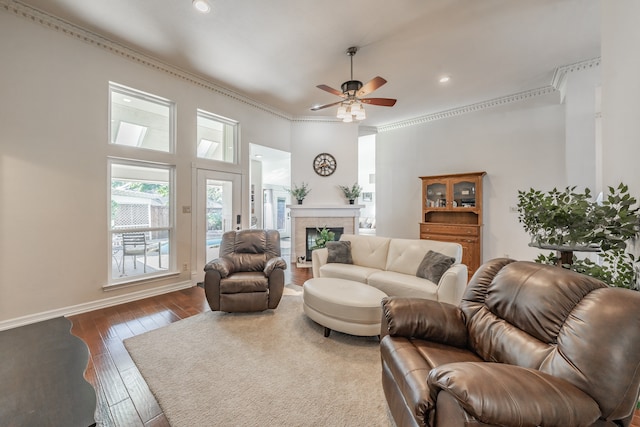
110,162,172,282
197,110,237,163
110,84,173,153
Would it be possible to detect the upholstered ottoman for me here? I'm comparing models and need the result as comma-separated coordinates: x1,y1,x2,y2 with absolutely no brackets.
302,278,388,337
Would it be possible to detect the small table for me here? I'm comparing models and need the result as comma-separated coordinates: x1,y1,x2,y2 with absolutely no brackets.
302,278,388,337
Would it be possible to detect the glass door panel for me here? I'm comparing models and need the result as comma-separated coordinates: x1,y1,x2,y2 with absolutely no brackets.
195,170,241,283
426,182,447,208
453,180,476,208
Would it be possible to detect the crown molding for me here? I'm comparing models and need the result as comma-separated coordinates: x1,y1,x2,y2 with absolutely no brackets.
551,56,601,90
376,86,557,133
551,56,601,102
1,0,293,121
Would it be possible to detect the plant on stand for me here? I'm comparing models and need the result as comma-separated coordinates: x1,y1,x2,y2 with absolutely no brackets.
338,182,362,204
286,182,311,204
517,183,640,289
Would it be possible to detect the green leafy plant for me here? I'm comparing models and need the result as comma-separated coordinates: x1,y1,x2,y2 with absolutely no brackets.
312,227,335,249
285,182,311,202
517,183,640,289
338,182,362,200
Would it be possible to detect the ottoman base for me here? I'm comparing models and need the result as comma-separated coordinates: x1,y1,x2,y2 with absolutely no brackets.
302,278,388,337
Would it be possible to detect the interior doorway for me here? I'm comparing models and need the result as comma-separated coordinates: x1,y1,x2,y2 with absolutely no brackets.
250,144,291,255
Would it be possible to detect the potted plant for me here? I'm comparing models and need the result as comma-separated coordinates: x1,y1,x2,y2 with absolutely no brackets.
286,182,311,204
311,227,335,249
338,182,362,204
517,183,640,289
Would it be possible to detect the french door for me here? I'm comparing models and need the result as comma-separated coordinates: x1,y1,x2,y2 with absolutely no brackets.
195,169,242,283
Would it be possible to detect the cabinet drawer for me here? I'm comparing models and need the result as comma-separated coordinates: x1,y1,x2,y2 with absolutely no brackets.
421,234,478,244
420,223,479,236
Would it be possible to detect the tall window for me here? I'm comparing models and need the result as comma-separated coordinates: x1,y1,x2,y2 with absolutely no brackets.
109,161,174,284
110,83,174,153
197,110,237,163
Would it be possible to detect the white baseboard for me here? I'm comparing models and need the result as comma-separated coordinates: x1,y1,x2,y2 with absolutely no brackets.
0,280,194,331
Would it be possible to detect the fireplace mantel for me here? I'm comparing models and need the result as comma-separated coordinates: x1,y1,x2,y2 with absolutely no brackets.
287,204,364,217
288,204,363,262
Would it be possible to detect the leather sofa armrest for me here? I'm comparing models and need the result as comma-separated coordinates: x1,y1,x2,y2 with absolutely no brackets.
311,247,328,278
204,257,234,278
435,263,468,305
428,362,601,427
381,297,467,347
264,256,287,275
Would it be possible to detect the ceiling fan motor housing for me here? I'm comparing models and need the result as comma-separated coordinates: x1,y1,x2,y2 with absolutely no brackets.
341,80,363,95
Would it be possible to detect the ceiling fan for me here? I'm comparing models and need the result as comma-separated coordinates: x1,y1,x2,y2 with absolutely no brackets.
311,46,397,122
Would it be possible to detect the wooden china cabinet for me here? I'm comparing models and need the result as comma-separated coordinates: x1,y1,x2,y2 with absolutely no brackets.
419,172,486,281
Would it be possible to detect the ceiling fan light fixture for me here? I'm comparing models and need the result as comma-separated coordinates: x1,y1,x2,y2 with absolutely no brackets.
192,0,211,13
336,104,347,119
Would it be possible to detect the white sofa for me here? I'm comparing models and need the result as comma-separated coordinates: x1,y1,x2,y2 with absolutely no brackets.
311,234,468,305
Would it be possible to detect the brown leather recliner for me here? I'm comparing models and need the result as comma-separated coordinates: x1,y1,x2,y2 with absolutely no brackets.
204,229,287,312
380,258,640,427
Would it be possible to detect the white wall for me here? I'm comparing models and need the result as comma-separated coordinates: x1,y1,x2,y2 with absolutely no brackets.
564,66,601,191
290,121,359,205
0,11,290,325
376,94,566,263
601,1,640,198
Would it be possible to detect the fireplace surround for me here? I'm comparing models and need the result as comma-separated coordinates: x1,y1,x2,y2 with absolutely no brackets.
288,204,362,263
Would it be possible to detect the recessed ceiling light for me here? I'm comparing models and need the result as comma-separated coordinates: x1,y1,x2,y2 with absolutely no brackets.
255,154,263,159
439,75,451,84
192,0,211,13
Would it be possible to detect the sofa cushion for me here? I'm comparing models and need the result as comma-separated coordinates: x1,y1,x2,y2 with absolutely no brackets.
385,238,461,276
368,271,438,300
340,234,391,269
319,263,380,284
416,250,456,284
326,241,353,264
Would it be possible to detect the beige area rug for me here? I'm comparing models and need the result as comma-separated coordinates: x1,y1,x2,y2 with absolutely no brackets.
124,291,392,427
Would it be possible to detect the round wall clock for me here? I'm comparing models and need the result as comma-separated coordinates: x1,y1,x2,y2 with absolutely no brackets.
313,152,337,177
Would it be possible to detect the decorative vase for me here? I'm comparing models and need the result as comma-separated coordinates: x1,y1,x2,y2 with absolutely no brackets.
349,199,355,205
297,199,303,205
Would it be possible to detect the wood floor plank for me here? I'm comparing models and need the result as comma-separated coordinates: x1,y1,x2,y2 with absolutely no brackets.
92,352,131,407
109,398,145,427
120,366,163,423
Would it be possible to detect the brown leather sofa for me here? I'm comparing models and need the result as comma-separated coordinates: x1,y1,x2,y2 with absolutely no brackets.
380,258,640,427
204,229,287,312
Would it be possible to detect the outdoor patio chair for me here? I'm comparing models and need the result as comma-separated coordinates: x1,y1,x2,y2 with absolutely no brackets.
121,232,159,274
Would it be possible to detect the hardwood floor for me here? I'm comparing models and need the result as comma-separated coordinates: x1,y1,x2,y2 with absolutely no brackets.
70,264,640,426
68,264,312,427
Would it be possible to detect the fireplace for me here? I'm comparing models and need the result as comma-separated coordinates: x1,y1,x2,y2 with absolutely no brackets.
287,204,362,263
305,227,344,261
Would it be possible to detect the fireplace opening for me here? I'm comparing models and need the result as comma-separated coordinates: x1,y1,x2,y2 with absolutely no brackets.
305,227,344,261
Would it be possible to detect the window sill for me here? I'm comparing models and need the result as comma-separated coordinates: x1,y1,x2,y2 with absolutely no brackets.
105,271,182,291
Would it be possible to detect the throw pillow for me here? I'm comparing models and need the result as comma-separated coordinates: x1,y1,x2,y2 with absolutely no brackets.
416,250,455,283
326,241,353,264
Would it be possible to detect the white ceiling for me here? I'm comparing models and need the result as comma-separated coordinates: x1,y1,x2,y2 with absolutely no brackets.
16,0,600,127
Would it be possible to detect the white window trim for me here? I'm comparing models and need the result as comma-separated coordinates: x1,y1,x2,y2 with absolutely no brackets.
107,157,176,287
196,109,239,164
109,82,176,154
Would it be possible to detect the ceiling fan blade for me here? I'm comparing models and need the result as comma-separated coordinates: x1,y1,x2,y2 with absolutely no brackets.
310,100,343,111
316,84,345,97
360,97,397,107
357,76,387,97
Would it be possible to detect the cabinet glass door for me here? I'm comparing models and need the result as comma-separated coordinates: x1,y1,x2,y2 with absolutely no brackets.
426,182,447,208
453,180,476,208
